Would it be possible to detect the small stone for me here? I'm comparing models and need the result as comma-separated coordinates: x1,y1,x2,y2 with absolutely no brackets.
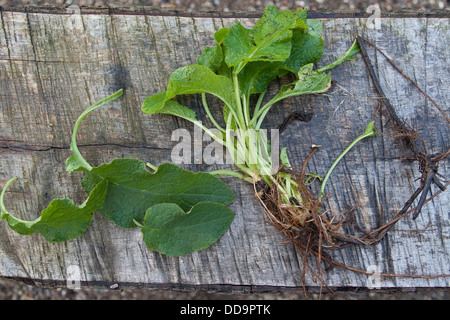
109,283,119,290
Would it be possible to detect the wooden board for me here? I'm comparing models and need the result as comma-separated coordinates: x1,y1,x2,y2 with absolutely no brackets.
0,9,448,291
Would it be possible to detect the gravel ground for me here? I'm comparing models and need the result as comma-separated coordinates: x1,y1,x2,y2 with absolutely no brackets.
0,0,448,11
1,277,449,300
0,0,448,300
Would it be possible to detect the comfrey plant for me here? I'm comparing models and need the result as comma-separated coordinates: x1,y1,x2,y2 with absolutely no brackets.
1,6,376,259
142,6,374,236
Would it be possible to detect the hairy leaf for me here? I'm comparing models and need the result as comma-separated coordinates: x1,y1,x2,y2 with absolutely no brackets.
223,6,298,74
140,202,234,256
167,64,236,106
0,178,107,242
81,160,236,228
317,39,360,73
272,64,331,102
142,95,198,122
238,61,281,96
280,27,324,74
142,64,237,117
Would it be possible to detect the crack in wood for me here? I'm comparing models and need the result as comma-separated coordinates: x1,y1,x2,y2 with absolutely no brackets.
0,140,170,152
0,57,88,63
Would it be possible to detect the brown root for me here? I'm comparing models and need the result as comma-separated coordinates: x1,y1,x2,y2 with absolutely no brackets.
253,159,450,295
253,164,337,293
252,36,450,296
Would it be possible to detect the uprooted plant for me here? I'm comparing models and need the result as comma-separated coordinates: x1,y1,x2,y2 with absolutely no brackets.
141,5,449,285
141,6,378,270
1,6,448,289
0,6,370,263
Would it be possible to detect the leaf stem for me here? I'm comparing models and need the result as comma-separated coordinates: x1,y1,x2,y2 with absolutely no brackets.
319,121,378,201
241,93,250,127
250,95,281,130
316,39,360,73
208,169,253,183
225,113,256,179
145,162,158,172
132,219,144,228
253,99,276,130
0,177,35,226
193,120,226,146
0,177,17,217
232,73,246,128
201,93,226,133
69,89,124,172
252,90,267,121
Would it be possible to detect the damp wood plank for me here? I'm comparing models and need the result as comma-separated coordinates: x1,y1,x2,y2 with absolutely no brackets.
0,10,449,291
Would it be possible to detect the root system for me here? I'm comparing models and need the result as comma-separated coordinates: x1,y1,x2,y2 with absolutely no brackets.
254,36,450,294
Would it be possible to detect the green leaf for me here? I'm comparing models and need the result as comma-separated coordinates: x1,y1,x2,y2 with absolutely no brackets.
250,64,332,127
142,64,237,120
81,160,236,228
238,61,281,96
143,64,236,113
197,45,224,73
236,17,322,96
197,44,232,78
223,5,298,74
0,177,108,242
280,27,324,74
141,91,167,114
317,39,360,73
66,89,124,173
142,94,198,122
66,87,235,230
364,120,378,136
222,22,254,69
280,147,292,169
167,64,236,106
140,202,234,256
273,64,331,102
293,8,308,24
319,121,378,200
213,27,229,45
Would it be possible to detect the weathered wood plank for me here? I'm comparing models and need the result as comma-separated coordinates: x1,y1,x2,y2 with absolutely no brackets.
0,10,448,291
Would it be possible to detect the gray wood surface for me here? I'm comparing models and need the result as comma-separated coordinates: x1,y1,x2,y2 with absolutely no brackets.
0,9,448,291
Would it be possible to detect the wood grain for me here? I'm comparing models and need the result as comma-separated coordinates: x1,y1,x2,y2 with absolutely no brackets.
0,10,448,291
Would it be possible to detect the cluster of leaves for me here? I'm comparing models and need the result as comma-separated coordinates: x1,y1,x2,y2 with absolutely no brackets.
1,90,236,256
142,5,361,206
142,6,336,133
